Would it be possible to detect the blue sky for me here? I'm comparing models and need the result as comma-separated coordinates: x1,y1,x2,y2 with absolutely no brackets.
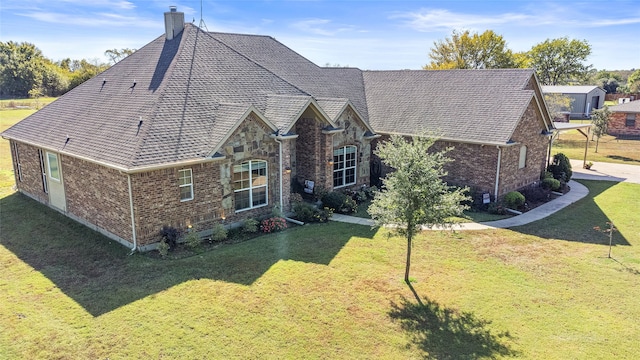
1,0,638,70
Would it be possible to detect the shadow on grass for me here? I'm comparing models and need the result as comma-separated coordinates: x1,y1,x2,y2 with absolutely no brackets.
606,155,640,163
0,193,376,317
513,180,630,246
390,285,518,359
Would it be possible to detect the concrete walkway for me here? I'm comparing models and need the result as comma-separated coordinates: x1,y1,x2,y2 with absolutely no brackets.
570,160,640,184
332,160,638,230
331,180,588,230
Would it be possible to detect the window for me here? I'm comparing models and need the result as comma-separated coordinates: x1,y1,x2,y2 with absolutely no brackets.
178,169,194,201
333,145,357,188
233,160,267,211
518,145,527,169
626,113,636,127
12,142,22,182
47,152,60,182
38,149,48,193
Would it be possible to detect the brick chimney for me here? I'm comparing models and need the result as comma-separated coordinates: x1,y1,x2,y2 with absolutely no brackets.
164,6,184,40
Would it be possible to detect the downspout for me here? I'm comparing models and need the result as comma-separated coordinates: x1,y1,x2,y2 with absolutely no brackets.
272,136,284,212
494,146,502,201
127,174,137,254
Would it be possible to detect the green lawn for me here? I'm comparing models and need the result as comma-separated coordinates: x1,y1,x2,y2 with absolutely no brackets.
1,107,640,358
552,121,640,164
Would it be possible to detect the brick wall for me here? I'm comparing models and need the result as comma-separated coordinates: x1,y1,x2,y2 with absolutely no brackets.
64,156,132,242
371,99,549,200
497,100,548,196
609,112,640,136
10,141,49,203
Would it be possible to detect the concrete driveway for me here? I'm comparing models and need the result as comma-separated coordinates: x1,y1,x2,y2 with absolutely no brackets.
570,160,640,184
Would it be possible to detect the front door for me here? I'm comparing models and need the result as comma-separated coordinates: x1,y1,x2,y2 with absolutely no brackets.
46,151,66,211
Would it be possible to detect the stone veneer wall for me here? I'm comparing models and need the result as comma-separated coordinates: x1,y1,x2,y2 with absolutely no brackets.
10,141,49,203
609,112,639,136
132,113,279,246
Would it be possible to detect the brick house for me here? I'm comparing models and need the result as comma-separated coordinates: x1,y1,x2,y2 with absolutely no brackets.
607,100,640,137
2,8,554,251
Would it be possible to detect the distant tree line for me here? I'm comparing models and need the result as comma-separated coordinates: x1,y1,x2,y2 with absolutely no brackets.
424,30,639,92
0,41,134,98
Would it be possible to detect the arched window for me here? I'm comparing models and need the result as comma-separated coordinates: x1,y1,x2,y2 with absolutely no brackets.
518,145,527,169
333,145,357,188
234,160,268,211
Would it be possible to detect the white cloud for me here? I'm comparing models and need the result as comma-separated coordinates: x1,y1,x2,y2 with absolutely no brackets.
290,18,355,36
18,11,161,28
393,9,531,32
59,0,136,10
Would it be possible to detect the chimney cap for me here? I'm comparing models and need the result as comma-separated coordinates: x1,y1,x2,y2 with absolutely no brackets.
169,6,177,12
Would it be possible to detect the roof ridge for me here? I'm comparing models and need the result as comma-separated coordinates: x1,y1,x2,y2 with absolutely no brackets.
130,25,196,166
199,27,314,99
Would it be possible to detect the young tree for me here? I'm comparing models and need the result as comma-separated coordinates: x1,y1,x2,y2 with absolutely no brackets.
528,37,592,85
368,135,469,283
591,106,611,153
424,30,517,70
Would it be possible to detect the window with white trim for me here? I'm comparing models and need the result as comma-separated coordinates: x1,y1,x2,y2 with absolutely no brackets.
518,145,527,169
178,169,194,201
47,152,60,182
233,160,267,211
333,145,357,188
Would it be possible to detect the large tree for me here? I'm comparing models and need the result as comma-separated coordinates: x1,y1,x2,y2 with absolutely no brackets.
0,41,47,97
368,135,469,283
104,48,136,65
424,30,517,70
528,37,592,85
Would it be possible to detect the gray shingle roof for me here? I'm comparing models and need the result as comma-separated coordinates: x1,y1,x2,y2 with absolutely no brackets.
363,69,537,144
609,100,640,113
2,23,544,170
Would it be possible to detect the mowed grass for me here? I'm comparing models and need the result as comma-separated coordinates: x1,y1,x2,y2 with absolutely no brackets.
1,107,640,358
552,122,640,164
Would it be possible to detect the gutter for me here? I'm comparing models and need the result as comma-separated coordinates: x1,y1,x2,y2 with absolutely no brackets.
376,131,520,147
0,136,225,174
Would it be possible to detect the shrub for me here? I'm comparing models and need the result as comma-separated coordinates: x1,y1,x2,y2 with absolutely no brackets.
503,191,525,209
211,223,228,242
487,202,506,215
157,239,170,257
321,191,357,214
184,231,201,249
520,185,551,203
293,202,332,223
160,225,181,251
242,218,259,234
547,153,572,182
260,217,288,233
290,192,304,205
541,177,561,191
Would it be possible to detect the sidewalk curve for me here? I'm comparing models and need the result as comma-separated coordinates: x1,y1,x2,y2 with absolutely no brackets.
330,180,589,231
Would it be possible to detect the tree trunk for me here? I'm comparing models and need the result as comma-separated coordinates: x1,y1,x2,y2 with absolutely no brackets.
405,233,412,283
595,136,600,153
